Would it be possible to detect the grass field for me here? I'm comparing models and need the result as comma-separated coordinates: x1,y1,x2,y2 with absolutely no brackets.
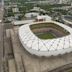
37,33,55,39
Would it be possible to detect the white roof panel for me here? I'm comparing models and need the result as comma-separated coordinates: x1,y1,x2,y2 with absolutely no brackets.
19,20,72,56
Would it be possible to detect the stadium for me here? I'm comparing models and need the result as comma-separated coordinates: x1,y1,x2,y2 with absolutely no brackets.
19,16,72,57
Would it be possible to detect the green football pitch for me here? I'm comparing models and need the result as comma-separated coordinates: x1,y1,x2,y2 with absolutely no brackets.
37,33,55,39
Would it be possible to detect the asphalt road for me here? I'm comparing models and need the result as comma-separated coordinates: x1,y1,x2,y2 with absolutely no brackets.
0,7,4,72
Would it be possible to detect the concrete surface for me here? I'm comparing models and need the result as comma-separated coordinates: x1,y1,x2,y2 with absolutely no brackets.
10,26,72,72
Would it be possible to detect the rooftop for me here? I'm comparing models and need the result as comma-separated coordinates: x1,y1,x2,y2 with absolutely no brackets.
19,21,72,56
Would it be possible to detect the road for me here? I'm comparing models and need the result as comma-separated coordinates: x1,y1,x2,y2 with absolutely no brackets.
0,2,4,71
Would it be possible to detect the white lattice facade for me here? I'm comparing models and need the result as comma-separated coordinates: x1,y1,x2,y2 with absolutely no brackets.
19,21,72,57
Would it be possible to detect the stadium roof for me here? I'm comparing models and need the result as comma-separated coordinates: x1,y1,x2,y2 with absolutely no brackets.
19,21,72,56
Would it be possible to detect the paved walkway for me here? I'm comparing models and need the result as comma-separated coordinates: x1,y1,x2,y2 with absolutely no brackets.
0,22,4,72
10,26,72,72
0,8,4,72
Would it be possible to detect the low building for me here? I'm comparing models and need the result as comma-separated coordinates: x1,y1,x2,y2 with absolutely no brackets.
25,12,39,19
12,20,34,25
35,15,52,22
12,7,19,13
30,7,47,13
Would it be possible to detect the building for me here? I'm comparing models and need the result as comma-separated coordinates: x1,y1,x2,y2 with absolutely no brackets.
25,12,39,19
12,7,19,13
35,15,51,21
26,0,72,4
59,0,71,4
